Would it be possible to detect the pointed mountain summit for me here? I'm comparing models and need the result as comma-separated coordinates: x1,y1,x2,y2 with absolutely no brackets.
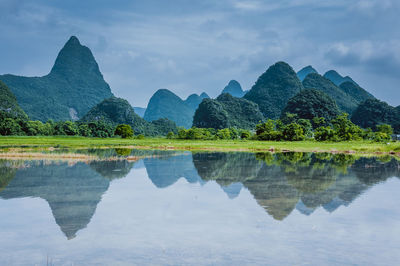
0,36,114,121
323,70,357,86
221,80,245,97
297,65,318,81
200,92,209,98
244,61,303,119
50,36,103,79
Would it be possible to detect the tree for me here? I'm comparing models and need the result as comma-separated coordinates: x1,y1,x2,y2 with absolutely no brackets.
256,120,282,141
240,130,251,139
332,113,363,141
314,126,335,141
217,128,231,139
166,131,175,139
0,118,22,135
114,124,134,138
282,123,305,141
78,123,92,137
376,124,393,135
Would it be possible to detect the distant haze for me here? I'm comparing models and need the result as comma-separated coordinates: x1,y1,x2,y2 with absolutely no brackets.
0,0,399,107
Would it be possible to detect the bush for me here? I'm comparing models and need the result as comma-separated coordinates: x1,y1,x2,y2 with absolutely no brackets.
114,124,134,138
136,134,145,139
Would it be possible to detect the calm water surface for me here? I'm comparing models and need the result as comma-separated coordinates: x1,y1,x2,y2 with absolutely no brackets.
0,150,399,265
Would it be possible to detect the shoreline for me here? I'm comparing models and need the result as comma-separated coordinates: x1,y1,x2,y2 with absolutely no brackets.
0,136,399,158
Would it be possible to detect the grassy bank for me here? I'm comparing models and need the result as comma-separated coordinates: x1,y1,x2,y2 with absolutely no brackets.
0,136,399,155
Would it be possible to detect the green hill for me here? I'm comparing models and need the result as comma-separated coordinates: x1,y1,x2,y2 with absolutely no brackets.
193,93,264,129
351,99,400,132
81,97,177,135
0,81,28,119
221,80,246,97
339,81,375,103
302,73,358,114
244,61,303,119
0,36,114,121
297,66,318,81
281,89,341,122
144,89,204,128
323,70,357,86
184,92,209,110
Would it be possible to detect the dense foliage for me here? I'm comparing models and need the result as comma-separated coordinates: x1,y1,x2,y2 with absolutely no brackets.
302,73,359,114
254,113,391,142
281,89,341,123
0,36,114,121
144,89,208,128
0,81,28,120
193,93,264,130
81,97,178,136
221,80,246,97
174,127,248,140
339,81,375,103
244,61,303,119
351,99,400,133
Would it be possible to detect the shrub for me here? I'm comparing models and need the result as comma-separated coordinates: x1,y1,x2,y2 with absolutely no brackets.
136,134,145,139
114,124,134,138
372,132,391,142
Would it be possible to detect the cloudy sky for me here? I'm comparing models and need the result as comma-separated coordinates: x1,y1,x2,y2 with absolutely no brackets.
1,0,399,107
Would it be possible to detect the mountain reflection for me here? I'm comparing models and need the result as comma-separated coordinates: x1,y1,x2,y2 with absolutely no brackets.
0,151,399,239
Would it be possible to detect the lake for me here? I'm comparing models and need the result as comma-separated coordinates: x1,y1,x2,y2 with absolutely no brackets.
0,150,399,265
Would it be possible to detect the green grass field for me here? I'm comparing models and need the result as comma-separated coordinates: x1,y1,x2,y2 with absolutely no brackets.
0,136,399,155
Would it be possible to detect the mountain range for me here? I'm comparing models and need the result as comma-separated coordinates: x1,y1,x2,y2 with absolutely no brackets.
0,35,396,133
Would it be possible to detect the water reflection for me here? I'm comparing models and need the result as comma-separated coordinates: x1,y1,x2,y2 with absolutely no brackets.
0,151,399,239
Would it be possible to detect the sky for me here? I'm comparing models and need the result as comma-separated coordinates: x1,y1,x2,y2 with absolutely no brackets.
1,0,399,107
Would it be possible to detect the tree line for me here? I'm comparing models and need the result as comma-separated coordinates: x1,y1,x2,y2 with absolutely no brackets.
170,112,394,142
0,111,395,142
